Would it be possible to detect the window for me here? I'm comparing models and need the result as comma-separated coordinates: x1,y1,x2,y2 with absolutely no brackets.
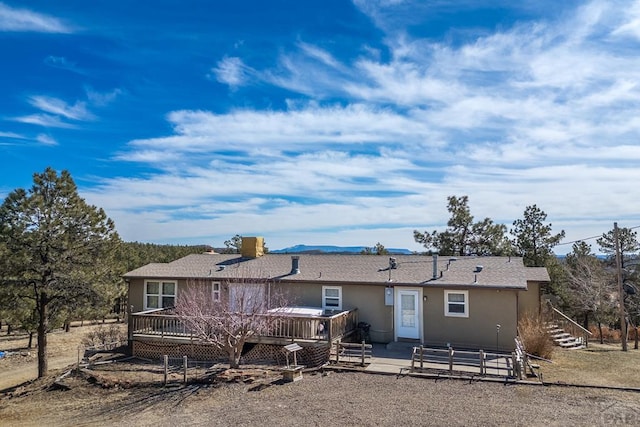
212,282,220,301
229,283,265,312
322,286,342,311
144,280,177,309
444,290,469,318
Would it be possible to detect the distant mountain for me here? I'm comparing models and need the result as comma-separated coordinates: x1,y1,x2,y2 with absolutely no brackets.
271,244,414,255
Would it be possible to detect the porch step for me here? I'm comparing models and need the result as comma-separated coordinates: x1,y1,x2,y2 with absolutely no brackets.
559,343,584,350
546,323,584,349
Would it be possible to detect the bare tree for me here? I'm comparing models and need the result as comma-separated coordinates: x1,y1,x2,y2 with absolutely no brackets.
564,250,617,343
173,275,289,368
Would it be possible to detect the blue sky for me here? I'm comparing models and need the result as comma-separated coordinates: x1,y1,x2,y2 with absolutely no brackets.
1,0,640,254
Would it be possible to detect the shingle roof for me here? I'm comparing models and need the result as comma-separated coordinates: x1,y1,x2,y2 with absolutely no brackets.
123,253,549,290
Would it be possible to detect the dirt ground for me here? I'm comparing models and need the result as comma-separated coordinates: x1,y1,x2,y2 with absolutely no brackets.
0,322,124,391
2,326,640,426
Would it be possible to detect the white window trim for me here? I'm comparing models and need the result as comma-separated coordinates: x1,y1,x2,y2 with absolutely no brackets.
212,281,221,301
322,286,342,311
444,290,469,318
144,280,178,310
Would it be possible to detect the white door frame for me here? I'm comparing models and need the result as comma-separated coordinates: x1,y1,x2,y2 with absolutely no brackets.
394,287,423,341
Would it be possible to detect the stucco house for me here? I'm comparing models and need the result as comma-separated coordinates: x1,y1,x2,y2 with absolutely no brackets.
123,237,549,363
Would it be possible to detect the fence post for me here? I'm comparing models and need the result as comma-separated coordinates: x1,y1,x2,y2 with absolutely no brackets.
361,341,365,366
509,353,516,377
183,355,188,384
448,347,454,374
164,355,168,386
515,353,522,380
410,347,415,371
479,350,484,375
419,345,424,370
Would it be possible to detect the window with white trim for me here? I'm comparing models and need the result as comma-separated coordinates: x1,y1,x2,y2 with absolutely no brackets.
212,282,221,301
144,280,177,309
322,286,342,311
444,290,469,318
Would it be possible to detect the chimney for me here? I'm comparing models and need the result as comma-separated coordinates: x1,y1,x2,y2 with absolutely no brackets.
291,256,300,274
432,254,438,280
240,236,264,258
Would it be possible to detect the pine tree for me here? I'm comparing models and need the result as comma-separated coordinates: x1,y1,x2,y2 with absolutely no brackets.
0,168,120,377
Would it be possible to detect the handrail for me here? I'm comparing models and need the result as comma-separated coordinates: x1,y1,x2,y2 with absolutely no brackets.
130,308,358,343
551,306,592,336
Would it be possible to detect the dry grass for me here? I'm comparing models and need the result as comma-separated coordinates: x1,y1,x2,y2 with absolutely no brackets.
518,314,554,359
540,343,640,388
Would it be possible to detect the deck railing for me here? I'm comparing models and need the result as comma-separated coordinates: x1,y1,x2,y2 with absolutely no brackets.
546,302,592,347
130,308,358,343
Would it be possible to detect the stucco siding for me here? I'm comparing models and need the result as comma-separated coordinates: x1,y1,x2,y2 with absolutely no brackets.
518,281,541,320
130,276,526,350
128,278,145,313
423,287,518,351
276,282,393,343
343,284,393,343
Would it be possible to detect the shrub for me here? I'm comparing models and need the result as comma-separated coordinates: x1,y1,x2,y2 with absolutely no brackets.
83,324,126,348
588,324,622,343
518,314,554,360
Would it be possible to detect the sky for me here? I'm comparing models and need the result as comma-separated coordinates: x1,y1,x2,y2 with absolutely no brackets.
1,0,640,254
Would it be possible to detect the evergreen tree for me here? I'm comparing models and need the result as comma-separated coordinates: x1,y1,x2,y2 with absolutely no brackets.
511,204,565,267
596,227,639,263
361,242,390,255
414,195,510,256
0,168,120,378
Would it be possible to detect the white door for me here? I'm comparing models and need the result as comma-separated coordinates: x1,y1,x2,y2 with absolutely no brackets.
396,289,420,339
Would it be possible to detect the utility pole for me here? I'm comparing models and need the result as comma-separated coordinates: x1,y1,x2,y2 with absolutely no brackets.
614,222,628,352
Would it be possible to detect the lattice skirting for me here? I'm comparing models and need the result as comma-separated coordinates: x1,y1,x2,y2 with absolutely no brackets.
133,340,227,361
132,339,331,367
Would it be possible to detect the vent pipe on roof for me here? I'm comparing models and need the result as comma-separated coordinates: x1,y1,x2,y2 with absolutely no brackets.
291,256,300,275
432,254,438,280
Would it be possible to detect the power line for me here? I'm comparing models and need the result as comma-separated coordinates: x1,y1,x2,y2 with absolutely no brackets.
556,224,640,247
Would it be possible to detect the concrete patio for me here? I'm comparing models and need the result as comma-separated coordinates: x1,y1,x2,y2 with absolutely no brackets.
350,343,519,378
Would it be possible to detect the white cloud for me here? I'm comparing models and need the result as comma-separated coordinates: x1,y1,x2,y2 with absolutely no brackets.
611,0,640,40
96,0,640,251
297,42,347,71
12,113,76,128
85,87,123,106
44,56,84,74
0,2,71,33
114,149,184,164
0,131,25,139
12,95,95,129
210,56,251,87
123,104,442,158
28,96,93,121
35,133,57,146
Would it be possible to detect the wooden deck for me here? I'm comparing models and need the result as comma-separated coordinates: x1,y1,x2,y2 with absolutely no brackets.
129,307,358,345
